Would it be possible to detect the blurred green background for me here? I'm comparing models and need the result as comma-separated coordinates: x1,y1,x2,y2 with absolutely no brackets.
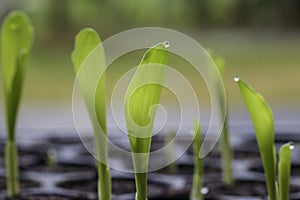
0,0,299,113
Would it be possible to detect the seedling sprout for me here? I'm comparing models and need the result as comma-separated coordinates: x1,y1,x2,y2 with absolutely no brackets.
236,76,293,200
208,49,233,186
124,42,168,200
0,10,34,197
71,28,111,200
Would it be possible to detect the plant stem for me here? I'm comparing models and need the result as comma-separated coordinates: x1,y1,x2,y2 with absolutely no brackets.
165,131,178,174
94,127,111,200
97,162,111,200
5,140,20,197
262,148,278,200
220,119,234,186
190,121,203,200
131,138,149,200
278,143,292,200
135,172,148,200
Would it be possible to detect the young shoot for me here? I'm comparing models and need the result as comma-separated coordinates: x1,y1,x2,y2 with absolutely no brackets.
278,142,292,200
71,28,111,200
124,42,168,200
46,148,57,168
0,10,34,197
190,121,204,200
236,76,293,200
164,130,178,174
208,49,233,186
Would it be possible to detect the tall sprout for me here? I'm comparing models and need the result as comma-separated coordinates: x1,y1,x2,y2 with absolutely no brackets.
208,50,233,186
236,76,292,200
71,28,111,200
0,11,34,197
125,42,168,200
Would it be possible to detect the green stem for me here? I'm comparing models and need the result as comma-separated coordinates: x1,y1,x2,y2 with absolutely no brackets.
129,137,150,200
190,121,203,200
190,154,204,200
5,140,20,197
135,172,148,200
220,119,234,186
94,127,111,200
262,146,278,200
97,162,111,200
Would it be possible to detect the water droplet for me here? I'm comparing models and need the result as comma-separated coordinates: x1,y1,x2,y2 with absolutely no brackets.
290,142,295,150
234,75,240,82
201,187,209,195
164,41,170,48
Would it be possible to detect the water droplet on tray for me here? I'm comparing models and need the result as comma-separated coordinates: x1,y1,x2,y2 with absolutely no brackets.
234,75,240,82
164,41,170,48
201,187,209,194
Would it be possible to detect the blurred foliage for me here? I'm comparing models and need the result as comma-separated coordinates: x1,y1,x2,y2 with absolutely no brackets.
0,0,300,47
0,0,299,105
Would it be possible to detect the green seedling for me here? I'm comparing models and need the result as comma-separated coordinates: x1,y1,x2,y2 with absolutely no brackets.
164,130,178,174
72,28,111,200
208,50,233,186
125,42,168,200
236,76,293,200
46,148,57,168
190,121,204,200
278,143,292,200
0,11,34,197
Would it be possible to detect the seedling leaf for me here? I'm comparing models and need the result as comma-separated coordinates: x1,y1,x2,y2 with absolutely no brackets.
236,77,277,200
208,49,233,185
125,42,168,200
207,49,225,74
0,11,34,197
71,28,111,200
125,43,168,153
279,142,292,200
71,28,106,131
72,28,101,73
1,10,34,140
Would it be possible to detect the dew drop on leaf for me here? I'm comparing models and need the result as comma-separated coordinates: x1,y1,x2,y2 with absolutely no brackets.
164,41,170,48
234,75,240,82
290,142,295,150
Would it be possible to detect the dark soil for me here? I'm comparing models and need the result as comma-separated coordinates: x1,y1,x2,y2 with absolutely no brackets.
216,180,267,196
0,178,40,191
0,132,299,199
5,195,76,200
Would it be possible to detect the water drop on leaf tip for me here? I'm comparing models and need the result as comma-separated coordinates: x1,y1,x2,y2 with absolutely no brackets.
290,142,295,150
234,75,240,82
164,41,170,48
